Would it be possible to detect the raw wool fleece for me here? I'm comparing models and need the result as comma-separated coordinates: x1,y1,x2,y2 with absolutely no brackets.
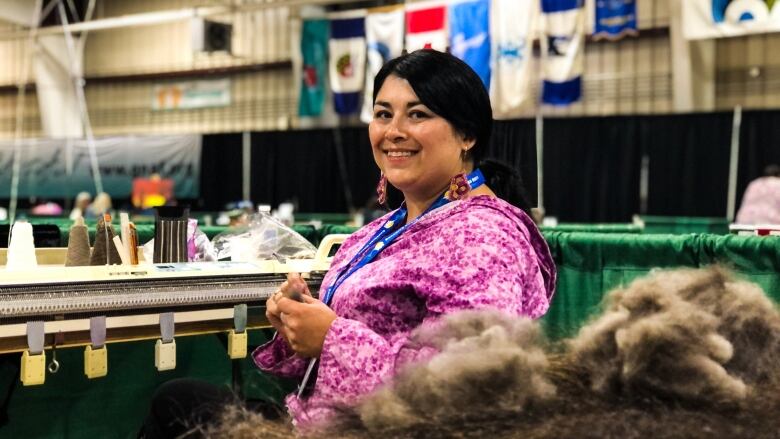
357,310,555,431
198,405,292,439
210,267,780,438
569,266,780,404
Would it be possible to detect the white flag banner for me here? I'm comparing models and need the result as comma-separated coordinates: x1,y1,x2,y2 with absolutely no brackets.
683,0,780,40
360,7,405,123
405,1,448,52
540,0,585,105
490,0,538,118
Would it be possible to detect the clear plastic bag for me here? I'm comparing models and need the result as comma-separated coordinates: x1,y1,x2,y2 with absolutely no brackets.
188,219,217,262
211,211,316,262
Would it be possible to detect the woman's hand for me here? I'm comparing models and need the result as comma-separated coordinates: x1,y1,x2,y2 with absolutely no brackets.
265,291,288,340
266,273,312,341
276,295,337,358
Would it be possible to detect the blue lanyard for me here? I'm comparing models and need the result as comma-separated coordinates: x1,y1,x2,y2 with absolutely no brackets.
321,169,485,306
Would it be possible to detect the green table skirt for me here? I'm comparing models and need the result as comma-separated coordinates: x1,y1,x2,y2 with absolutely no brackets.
540,231,780,338
0,330,291,439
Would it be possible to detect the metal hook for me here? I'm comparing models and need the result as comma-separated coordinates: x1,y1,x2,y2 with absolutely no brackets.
47,339,60,374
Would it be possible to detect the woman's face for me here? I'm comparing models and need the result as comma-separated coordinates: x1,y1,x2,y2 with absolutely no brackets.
369,75,473,200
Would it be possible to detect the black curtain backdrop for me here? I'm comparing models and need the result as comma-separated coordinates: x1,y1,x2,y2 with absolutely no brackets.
543,116,642,222
642,112,733,217
737,110,780,210
488,119,538,206
200,133,243,210
198,110,780,220
249,127,376,213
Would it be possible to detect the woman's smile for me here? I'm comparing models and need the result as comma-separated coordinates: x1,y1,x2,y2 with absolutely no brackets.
383,148,419,163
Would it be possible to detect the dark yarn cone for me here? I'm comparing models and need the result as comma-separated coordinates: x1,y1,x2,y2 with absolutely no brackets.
90,217,122,265
65,217,91,267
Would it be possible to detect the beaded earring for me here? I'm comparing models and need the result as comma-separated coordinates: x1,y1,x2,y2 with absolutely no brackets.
444,173,470,201
376,173,388,205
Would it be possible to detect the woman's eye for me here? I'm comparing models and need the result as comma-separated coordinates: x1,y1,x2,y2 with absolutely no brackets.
409,111,429,120
374,110,391,119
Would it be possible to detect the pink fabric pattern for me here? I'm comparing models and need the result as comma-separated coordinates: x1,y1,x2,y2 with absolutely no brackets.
253,195,556,433
736,176,780,224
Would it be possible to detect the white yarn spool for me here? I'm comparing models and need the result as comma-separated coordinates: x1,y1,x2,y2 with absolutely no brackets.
7,221,38,271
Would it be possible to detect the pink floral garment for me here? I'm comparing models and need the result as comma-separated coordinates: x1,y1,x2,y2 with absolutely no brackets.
253,195,556,433
736,176,780,224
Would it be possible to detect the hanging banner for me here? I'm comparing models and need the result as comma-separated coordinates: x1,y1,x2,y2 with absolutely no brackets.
405,1,448,52
0,135,201,199
593,0,638,40
360,7,405,123
449,0,491,88
541,0,585,105
152,79,231,110
329,10,366,115
490,0,538,118
299,19,329,117
683,0,780,40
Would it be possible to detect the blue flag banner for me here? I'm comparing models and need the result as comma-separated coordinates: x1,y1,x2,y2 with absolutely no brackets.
299,19,329,117
593,0,638,40
449,0,491,88
541,0,585,105
328,11,366,115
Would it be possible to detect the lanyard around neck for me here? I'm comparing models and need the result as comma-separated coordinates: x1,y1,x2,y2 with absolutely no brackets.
321,169,485,306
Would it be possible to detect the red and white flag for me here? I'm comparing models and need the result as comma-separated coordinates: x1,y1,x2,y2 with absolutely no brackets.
405,1,448,52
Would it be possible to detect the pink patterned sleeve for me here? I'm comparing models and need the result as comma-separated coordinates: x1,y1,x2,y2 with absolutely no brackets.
252,334,308,378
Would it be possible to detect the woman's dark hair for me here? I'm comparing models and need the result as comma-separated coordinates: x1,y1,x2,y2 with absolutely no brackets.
373,50,531,213
764,164,780,177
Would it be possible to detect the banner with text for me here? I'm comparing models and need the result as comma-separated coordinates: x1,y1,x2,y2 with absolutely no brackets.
152,79,231,110
0,135,201,199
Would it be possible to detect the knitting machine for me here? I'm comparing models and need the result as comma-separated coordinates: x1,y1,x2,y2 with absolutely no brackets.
0,234,348,386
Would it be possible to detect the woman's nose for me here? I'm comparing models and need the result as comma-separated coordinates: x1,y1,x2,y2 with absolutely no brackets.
384,118,407,142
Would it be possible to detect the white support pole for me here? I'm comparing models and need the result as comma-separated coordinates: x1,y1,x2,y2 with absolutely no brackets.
726,106,742,221
242,131,251,201
9,0,43,225
57,0,103,195
535,112,544,210
639,153,649,215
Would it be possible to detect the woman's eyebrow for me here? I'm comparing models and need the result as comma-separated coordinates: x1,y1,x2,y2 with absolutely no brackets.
373,100,424,109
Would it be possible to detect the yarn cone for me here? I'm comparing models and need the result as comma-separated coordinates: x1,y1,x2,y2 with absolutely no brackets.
65,216,91,267
90,216,122,265
6,221,38,271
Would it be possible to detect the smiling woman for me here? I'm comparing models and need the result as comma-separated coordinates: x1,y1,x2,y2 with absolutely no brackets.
140,50,556,438
252,50,555,435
